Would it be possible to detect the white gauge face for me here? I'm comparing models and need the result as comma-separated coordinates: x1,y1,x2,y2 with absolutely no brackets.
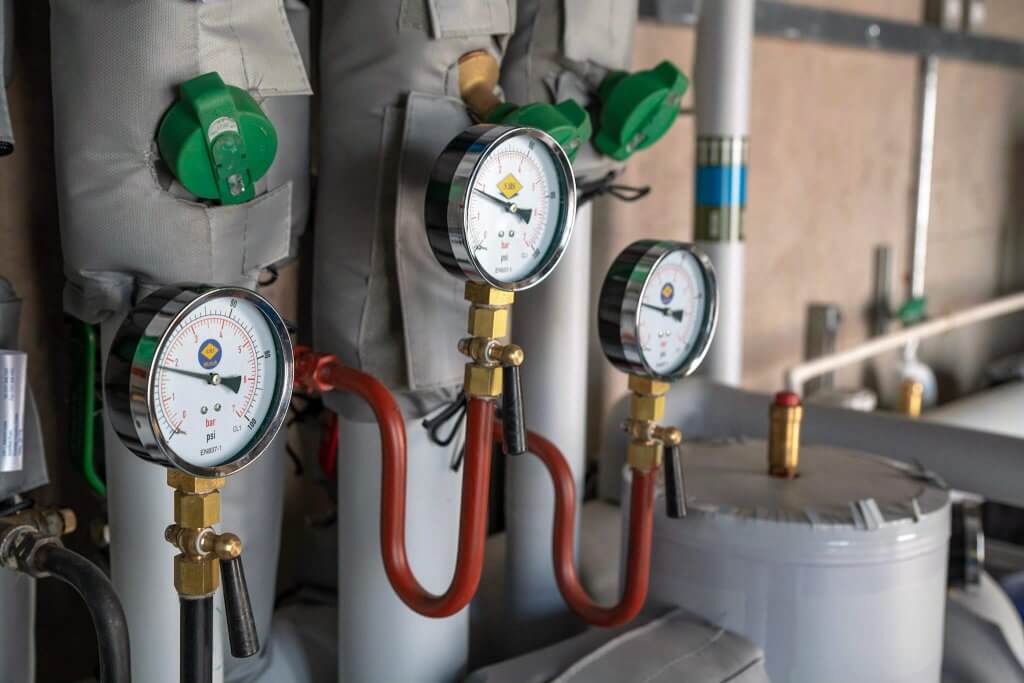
465,133,566,285
637,250,709,376
151,297,280,467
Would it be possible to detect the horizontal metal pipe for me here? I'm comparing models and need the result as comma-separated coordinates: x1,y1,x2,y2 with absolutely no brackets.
785,292,1024,393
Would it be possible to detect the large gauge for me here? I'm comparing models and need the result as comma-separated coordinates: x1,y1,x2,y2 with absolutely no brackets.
105,286,292,478
599,240,718,381
425,124,576,291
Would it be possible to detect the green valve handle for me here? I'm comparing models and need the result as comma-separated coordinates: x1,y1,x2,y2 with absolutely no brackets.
486,100,592,162
594,61,688,161
157,72,277,205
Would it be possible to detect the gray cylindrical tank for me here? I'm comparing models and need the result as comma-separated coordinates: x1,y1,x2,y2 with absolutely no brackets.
641,440,951,683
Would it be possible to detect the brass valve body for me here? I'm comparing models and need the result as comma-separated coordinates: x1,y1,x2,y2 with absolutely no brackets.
461,283,518,398
166,471,245,597
768,393,803,479
624,375,678,473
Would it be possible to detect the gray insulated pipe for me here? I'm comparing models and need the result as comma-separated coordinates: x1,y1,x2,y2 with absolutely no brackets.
1,0,14,155
49,1,312,682
492,0,637,658
314,1,515,680
0,278,49,683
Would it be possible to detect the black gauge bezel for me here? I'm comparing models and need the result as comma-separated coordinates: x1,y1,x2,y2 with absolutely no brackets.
598,240,718,381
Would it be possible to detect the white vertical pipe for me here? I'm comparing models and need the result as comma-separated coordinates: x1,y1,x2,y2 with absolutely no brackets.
694,0,754,386
335,410,467,682
503,204,592,654
910,56,938,301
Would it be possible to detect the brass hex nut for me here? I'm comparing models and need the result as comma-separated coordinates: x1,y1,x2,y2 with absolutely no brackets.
631,394,666,422
628,374,671,397
468,306,510,339
174,491,221,529
464,282,515,306
174,555,220,597
464,364,502,398
628,440,663,472
167,470,225,494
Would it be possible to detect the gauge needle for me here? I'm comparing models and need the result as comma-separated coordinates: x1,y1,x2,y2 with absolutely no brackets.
642,303,685,322
472,189,533,224
159,366,242,394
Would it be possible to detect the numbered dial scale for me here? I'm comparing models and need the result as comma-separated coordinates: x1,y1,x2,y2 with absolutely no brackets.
598,240,718,381
105,286,293,478
425,125,576,290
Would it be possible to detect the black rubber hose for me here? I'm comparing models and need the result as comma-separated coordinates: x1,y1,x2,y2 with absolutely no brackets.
32,543,132,683
180,595,213,683
501,364,527,456
220,556,260,658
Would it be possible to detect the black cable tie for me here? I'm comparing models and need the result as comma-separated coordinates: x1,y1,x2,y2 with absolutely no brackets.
422,394,468,450
577,171,652,206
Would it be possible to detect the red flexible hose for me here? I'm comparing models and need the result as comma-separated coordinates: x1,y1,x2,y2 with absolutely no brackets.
316,361,494,618
497,422,655,627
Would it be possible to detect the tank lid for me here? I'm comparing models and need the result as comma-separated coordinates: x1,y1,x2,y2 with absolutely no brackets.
678,439,948,530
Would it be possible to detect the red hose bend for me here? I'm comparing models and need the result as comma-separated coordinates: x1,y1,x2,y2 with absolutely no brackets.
295,348,493,618
497,423,656,628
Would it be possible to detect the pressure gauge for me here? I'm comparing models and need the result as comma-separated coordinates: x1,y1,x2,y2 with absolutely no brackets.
598,240,718,381
425,124,576,291
105,286,293,478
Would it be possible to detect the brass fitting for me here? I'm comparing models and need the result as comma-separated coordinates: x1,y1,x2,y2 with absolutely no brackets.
628,375,671,397
768,392,802,479
174,490,221,529
465,364,503,398
203,532,242,561
174,554,220,597
899,379,924,418
468,306,509,339
628,440,663,472
458,50,502,120
464,282,514,307
623,418,681,445
167,470,224,494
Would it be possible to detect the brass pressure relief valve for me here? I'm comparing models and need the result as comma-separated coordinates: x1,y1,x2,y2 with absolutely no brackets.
460,282,528,455
768,392,803,479
165,470,259,658
623,375,687,518
899,379,924,418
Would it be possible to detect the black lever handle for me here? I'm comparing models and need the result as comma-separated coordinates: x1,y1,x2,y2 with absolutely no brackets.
662,444,687,518
220,555,260,658
502,364,527,456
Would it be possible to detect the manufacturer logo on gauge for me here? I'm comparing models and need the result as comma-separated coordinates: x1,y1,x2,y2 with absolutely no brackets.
498,174,522,199
198,339,223,369
660,283,675,305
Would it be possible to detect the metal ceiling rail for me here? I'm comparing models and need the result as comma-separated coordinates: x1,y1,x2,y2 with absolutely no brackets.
639,0,1024,69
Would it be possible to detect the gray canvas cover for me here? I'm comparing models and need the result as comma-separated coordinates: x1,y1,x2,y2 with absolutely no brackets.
466,607,771,683
50,0,312,323
314,0,515,418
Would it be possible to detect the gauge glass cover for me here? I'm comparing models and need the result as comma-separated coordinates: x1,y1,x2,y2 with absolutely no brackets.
426,125,576,291
151,296,280,468
598,240,718,381
464,132,567,286
636,249,710,377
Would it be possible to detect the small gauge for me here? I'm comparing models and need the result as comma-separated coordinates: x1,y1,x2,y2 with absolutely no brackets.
105,286,293,478
598,240,718,381
425,124,576,291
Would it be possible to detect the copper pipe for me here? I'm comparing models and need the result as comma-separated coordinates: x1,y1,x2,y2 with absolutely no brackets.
497,423,655,627
301,352,494,618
